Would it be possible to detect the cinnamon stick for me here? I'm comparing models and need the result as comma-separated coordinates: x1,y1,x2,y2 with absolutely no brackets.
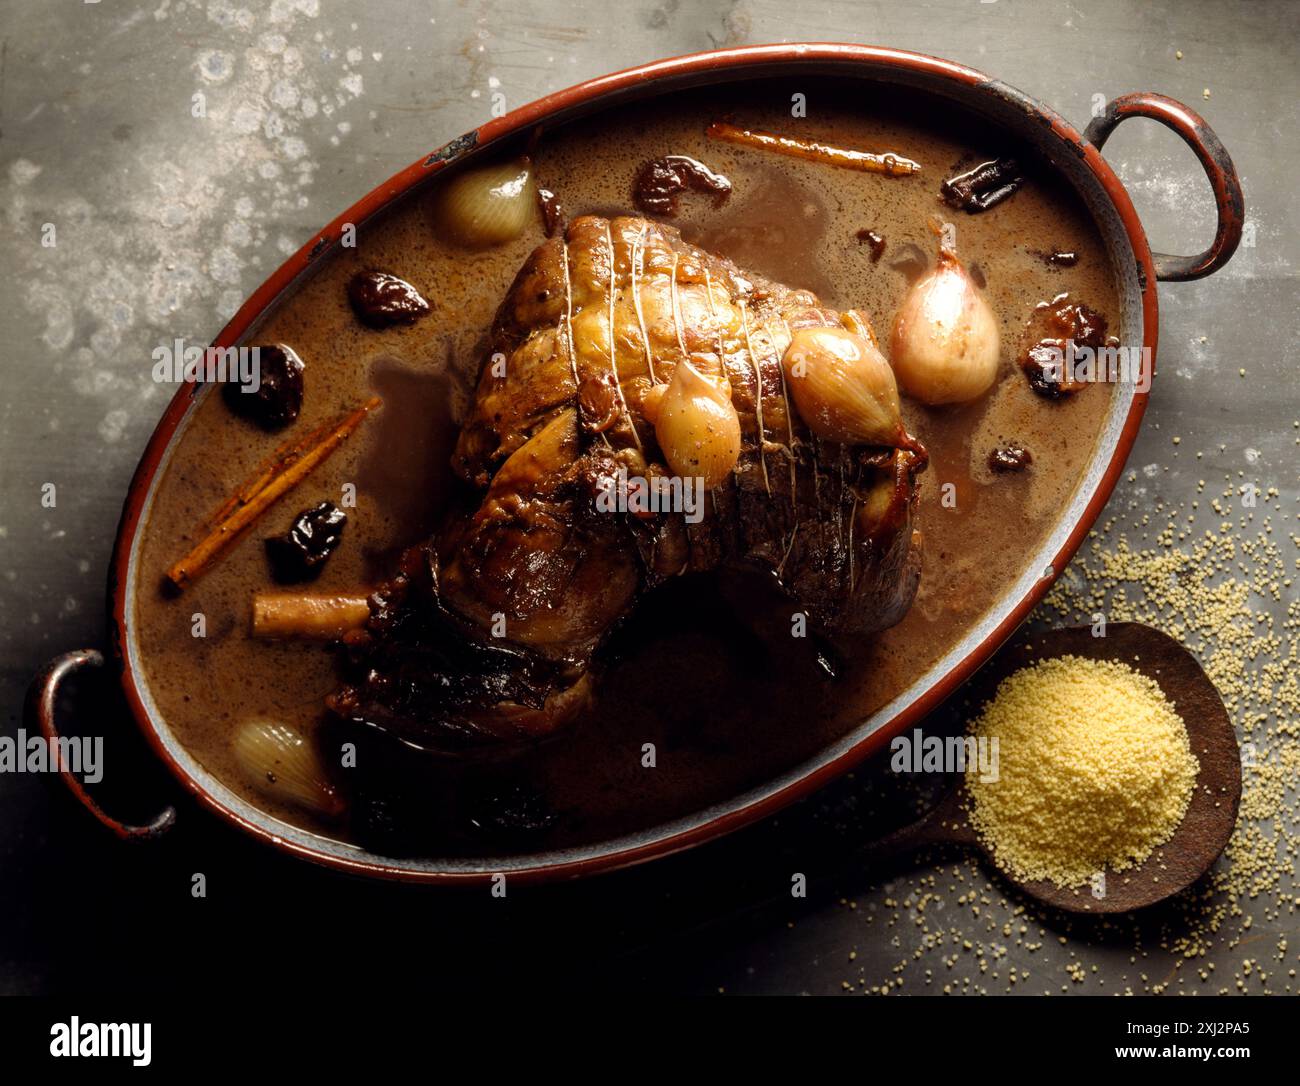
706,121,921,177
165,396,381,591
203,412,348,529
251,591,371,640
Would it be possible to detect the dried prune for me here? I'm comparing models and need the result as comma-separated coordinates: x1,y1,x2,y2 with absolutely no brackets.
941,157,1023,213
987,444,1033,473
265,501,347,583
536,186,565,237
347,271,431,329
466,782,557,842
1019,295,1109,399
855,228,887,262
222,343,304,430
633,155,732,216
349,783,443,857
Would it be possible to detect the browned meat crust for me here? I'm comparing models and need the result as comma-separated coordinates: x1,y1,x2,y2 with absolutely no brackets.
332,215,925,751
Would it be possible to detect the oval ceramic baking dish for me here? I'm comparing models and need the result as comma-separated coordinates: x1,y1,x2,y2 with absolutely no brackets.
30,44,1243,882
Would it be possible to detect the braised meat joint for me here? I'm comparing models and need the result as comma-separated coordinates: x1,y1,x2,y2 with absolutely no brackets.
332,215,926,750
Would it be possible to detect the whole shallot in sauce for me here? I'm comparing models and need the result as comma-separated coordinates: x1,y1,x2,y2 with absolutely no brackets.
641,353,742,489
890,225,1001,405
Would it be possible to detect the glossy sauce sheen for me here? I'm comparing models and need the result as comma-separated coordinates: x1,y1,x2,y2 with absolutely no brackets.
135,83,1118,853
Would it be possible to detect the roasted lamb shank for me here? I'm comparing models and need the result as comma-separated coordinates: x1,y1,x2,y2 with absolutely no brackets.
331,215,926,751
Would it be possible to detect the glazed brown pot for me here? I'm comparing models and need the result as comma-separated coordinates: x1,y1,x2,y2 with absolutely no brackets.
30,44,1243,883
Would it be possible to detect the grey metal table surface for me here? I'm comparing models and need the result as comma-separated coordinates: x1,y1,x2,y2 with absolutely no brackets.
1,0,1296,995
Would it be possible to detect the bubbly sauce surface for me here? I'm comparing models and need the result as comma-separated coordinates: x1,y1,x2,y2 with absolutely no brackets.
134,81,1119,854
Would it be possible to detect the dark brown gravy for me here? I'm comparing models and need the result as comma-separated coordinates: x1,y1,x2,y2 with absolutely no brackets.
134,81,1119,855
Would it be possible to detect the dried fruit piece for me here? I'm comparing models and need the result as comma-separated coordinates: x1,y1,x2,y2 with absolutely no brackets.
265,501,347,583
347,271,430,328
1018,294,1109,399
222,343,304,430
940,157,1023,213
855,229,887,262
988,444,1033,473
536,186,565,237
633,155,732,217
466,782,557,841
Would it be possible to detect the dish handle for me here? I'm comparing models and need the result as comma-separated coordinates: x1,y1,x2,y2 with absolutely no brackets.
1084,92,1244,282
25,649,177,840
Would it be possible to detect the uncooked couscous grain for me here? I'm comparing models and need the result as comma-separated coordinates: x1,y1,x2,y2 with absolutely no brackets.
965,655,1200,888
817,456,1294,995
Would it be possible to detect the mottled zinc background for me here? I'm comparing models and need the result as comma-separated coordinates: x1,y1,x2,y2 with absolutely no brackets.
0,0,1295,994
